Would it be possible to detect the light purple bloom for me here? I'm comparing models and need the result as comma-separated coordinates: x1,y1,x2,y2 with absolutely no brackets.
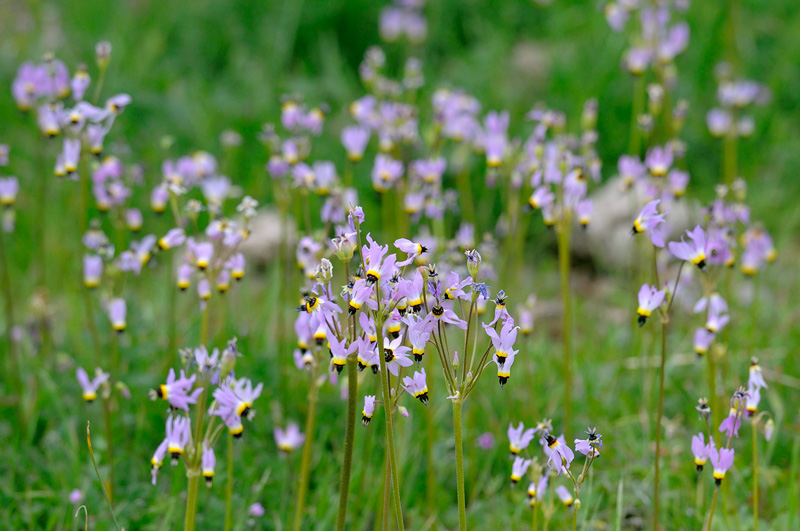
341,125,370,161
275,422,305,452
107,297,127,332
150,439,168,485
76,367,109,402
543,433,574,474
645,145,673,176
668,225,707,269
555,485,574,506
402,369,429,405
69,488,84,505
718,407,742,439
636,284,665,327
159,228,186,250
632,199,668,247
693,328,715,357
709,446,735,484
0,177,19,205
476,432,495,451
249,502,265,518
383,336,413,376
691,432,710,470
507,422,536,455
362,395,376,426
394,238,428,266
212,377,263,437
150,368,203,411
510,456,531,485
748,358,768,390
494,348,516,388
202,444,216,487
165,415,191,464
574,428,603,457
371,154,403,192
83,254,103,288
483,318,520,367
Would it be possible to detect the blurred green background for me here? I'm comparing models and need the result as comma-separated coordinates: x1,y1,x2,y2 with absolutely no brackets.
1,0,800,529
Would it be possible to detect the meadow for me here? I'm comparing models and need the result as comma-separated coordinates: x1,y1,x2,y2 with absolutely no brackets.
1,0,799,530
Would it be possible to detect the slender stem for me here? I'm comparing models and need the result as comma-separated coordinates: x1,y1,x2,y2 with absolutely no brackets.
629,76,646,156
425,349,436,522
533,503,538,531
224,431,234,531
292,375,319,531
752,420,758,530
335,356,359,531
376,316,405,531
100,394,115,504
185,302,212,531
653,319,668,530
452,400,467,531
455,163,475,226
557,216,572,430
0,230,21,399
86,422,121,530
705,487,720,531
572,503,578,531
695,473,705,525
92,65,108,105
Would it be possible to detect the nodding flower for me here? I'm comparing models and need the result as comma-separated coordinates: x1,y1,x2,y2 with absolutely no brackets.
489,290,509,326
617,155,645,188
83,254,103,288
527,186,555,210
719,406,742,439
507,422,536,456
216,269,231,293
355,336,379,374
691,432,711,472
693,328,716,357
125,208,143,232
198,278,211,303
574,427,603,457
212,378,264,437
226,253,246,280
510,456,531,486
0,177,19,206
555,485,574,507
494,349,516,388
148,368,203,411
177,262,193,291
431,304,468,330
632,200,668,247
362,234,397,284
348,278,376,315
442,271,472,301
748,357,768,390
543,433,575,475
483,317,520,367
76,367,109,402
274,422,305,453
328,334,357,374
362,395,376,427
359,313,377,343
394,238,429,267
694,293,729,334
527,473,549,507
297,294,342,322
709,447,735,486
668,225,708,270
158,228,186,251
165,415,191,465
576,199,593,228
62,138,81,175
383,336,413,376
371,154,403,192
397,271,423,313
385,316,402,339
404,314,435,363
668,169,689,198
150,184,169,213
645,145,673,176
150,439,168,485
341,125,370,162
202,444,216,487
402,369,429,405
107,297,127,332
187,238,214,270
411,157,446,184
636,284,665,327
745,385,761,416
696,397,712,422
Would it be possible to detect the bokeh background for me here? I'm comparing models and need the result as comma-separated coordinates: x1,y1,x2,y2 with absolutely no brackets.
1,0,799,529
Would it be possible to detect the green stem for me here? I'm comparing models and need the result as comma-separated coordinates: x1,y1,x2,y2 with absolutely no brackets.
425,350,436,523
92,65,108,106
705,487,719,531
376,317,405,531
292,375,319,531
572,503,578,531
225,431,234,531
533,503,538,531
452,400,467,531
557,216,572,430
629,76,646,156
86,422,121,530
653,319,668,530
0,230,21,398
101,395,115,505
752,419,758,530
456,164,475,226
185,302,212,531
335,357,359,531
722,128,737,186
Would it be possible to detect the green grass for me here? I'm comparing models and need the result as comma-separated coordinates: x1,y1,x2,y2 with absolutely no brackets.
1,0,799,529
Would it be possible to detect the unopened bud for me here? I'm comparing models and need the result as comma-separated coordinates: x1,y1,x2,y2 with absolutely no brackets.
95,41,112,69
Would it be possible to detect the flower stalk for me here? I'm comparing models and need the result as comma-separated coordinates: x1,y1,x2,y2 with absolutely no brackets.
452,398,467,531
335,353,359,531
292,368,320,531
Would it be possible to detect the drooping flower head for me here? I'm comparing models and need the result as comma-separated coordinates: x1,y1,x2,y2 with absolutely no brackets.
362,395,376,427
543,432,574,475
574,427,603,457
668,225,708,270
202,444,216,487
510,456,531,486
507,422,536,456
709,446,735,486
636,284,665,327
402,369,429,405
275,422,305,452
75,367,109,402
691,432,710,472
632,200,668,248
483,317,520,367
148,368,203,411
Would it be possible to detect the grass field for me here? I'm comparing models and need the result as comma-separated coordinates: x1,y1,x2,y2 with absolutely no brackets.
1,1,799,530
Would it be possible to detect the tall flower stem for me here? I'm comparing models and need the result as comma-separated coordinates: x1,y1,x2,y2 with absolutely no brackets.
533,504,538,531
705,487,720,531
224,431,234,531
752,419,759,530
425,350,436,522
101,394,115,504
452,399,467,531
0,230,21,399
375,316,405,531
335,355,359,531
629,76,646,156
184,301,212,531
653,319,668,530
556,215,573,429
292,373,319,531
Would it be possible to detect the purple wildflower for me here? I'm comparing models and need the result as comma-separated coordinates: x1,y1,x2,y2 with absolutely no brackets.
507,422,536,455
483,318,520,367
76,367,109,402
149,368,203,411
275,422,305,452
668,225,707,270
691,432,710,471
543,433,575,474
632,200,668,247
636,284,665,327
402,369,429,405
362,395,376,426
709,447,735,485
202,444,216,487
510,456,531,485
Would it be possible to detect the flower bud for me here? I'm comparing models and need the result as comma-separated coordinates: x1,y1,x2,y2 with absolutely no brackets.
398,406,409,418
95,41,112,69
764,418,774,441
